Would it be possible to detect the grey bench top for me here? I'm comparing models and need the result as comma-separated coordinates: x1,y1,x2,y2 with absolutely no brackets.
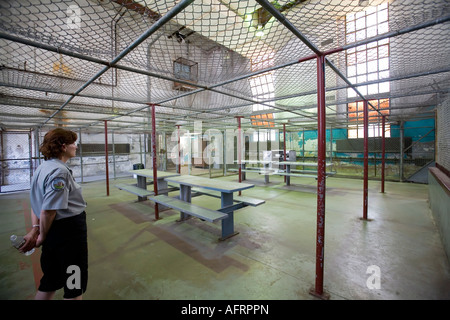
246,169,275,174
164,175,254,193
275,172,335,178
128,169,180,179
148,194,228,223
115,183,154,197
274,172,318,178
279,161,334,167
227,168,276,174
192,188,265,206
233,195,265,206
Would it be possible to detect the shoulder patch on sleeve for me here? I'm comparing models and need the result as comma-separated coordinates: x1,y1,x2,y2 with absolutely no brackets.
51,177,66,191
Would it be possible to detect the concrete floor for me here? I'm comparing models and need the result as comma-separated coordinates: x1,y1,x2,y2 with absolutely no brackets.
1,173,449,300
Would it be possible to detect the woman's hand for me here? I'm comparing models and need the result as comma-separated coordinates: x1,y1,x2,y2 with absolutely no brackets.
19,227,39,253
36,233,45,248
35,210,56,248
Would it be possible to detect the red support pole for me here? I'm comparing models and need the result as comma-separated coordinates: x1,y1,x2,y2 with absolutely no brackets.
363,100,369,220
283,123,286,183
176,125,181,174
310,54,329,299
151,104,159,220
381,115,386,193
104,120,109,196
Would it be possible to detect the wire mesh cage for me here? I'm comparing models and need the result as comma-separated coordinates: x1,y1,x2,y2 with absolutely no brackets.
0,0,449,190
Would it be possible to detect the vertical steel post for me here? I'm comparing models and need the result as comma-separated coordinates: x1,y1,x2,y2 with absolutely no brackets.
223,130,227,176
139,133,143,165
329,127,333,164
302,128,305,161
111,131,116,179
151,104,159,220
176,125,181,174
236,116,243,195
79,128,83,183
310,54,328,299
363,100,369,220
104,120,109,196
399,121,404,181
163,133,167,171
28,130,32,185
0,130,3,192
381,115,385,193
283,123,286,182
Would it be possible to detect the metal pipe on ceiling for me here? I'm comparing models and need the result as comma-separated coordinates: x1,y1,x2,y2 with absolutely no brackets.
254,0,321,55
40,0,196,126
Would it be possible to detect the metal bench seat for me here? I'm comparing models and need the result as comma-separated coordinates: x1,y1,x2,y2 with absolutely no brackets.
115,183,154,197
191,188,265,207
148,194,228,223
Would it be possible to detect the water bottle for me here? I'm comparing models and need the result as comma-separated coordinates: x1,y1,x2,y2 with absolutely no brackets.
10,234,35,256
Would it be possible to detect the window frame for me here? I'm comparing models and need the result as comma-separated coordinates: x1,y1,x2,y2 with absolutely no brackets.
345,3,391,139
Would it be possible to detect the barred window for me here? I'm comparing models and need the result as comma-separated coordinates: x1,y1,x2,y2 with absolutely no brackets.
346,3,390,138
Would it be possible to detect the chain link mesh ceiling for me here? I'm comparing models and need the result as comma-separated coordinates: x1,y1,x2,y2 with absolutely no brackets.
0,0,449,133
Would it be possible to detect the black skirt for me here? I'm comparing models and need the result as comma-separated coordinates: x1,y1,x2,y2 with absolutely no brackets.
38,211,88,299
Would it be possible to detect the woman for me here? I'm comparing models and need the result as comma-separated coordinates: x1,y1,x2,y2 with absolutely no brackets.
22,128,88,300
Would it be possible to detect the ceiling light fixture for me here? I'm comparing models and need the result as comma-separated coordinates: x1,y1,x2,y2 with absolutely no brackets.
359,0,369,6
255,24,265,37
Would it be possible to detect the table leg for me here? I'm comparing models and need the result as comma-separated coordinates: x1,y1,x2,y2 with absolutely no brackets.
264,163,269,183
178,184,191,221
136,176,147,201
220,192,238,240
241,163,246,180
157,178,169,210
286,165,291,186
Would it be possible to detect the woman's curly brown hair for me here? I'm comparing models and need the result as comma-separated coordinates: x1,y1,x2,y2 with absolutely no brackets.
40,128,78,160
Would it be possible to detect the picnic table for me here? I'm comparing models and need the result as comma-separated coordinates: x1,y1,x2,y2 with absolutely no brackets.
229,160,278,183
150,175,262,240
115,169,179,202
276,161,335,185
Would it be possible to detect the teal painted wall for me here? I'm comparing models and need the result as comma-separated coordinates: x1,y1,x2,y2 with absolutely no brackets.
299,119,435,146
391,118,435,142
296,119,435,162
298,128,347,148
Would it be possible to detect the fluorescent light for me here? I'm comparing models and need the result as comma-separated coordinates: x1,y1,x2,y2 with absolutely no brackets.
255,24,264,37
